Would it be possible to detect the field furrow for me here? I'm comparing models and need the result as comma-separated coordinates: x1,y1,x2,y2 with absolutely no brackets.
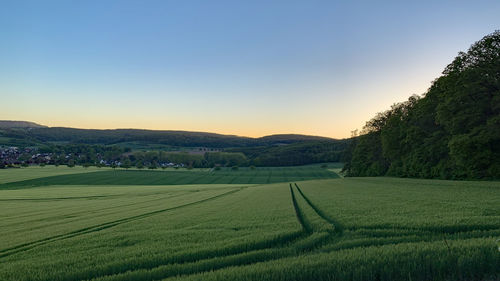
0,188,243,258
0,170,498,281
87,183,343,281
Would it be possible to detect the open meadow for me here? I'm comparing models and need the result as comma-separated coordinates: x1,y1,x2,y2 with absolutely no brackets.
0,166,499,281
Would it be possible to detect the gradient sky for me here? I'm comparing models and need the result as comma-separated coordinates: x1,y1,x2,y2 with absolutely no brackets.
1,0,499,138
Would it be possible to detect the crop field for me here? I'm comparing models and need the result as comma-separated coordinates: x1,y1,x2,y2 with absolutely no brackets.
0,167,499,281
0,165,339,189
0,166,113,184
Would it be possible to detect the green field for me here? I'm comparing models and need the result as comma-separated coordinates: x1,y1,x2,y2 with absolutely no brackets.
0,165,339,189
0,167,499,281
0,166,114,184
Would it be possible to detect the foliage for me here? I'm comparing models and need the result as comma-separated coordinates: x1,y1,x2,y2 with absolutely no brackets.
0,127,334,149
204,152,248,167
345,31,500,179
229,140,350,167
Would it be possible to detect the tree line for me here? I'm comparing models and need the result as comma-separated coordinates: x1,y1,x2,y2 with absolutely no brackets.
343,31,500,179
228,140,350,166
2,138,350,169
0,127,333,149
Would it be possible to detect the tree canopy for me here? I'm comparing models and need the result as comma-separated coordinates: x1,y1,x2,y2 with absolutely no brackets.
344,31,500,179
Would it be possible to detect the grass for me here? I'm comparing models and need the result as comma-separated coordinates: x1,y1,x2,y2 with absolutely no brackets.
0,165,339,189
0,165,111,184
0,168,498,281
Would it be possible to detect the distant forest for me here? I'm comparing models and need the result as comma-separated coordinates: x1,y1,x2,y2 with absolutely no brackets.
344,31,500,179
0,125,350,168
0,126,334,148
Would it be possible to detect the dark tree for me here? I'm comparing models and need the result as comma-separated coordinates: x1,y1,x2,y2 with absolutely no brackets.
345,31,500,179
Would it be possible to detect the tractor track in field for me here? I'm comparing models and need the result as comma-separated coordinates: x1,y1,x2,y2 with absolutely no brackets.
0,195,119,201
0,188,243,259
71,184,311,281
293,183,500,254
77,231,308,281
77,183,345,281
289,184,312,233
1,192,193,231
146,182,497,281
0,191,183,226
294,183,344,234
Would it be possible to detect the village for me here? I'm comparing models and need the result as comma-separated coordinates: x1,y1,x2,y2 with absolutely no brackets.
0,146,185,169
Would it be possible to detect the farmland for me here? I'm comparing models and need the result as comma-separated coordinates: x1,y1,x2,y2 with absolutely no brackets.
0,166,113,184
0,166,499,281
0,165,339,189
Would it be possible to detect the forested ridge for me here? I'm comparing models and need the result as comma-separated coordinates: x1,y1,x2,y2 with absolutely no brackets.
0,124,348,168
344,31,500,179
0,126,333,148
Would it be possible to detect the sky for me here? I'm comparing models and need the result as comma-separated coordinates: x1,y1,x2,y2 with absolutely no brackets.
0,0,499,138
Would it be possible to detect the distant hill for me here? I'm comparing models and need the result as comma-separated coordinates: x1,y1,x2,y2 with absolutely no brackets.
256,134,332,145
0,123,341,149
0,122,350,166
0,121,47,129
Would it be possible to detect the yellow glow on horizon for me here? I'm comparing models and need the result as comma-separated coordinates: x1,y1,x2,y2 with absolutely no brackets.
33,118,353,139
1,66,435,140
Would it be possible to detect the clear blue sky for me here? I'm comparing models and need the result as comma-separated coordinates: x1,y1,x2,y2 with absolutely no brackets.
1,0,499,138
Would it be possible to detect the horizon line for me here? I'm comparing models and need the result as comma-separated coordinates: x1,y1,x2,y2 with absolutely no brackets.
0,120,344,140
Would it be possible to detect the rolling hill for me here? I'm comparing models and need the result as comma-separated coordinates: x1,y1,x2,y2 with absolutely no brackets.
0,121,338,148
